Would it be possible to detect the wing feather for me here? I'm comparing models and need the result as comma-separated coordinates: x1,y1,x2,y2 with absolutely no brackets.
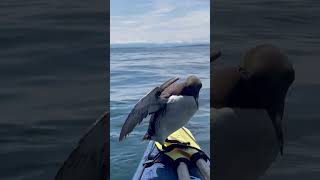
55,112,108,180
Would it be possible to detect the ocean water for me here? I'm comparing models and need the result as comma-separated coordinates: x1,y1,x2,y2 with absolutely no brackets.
213,0,320,179
0,1,107,179
110,44,210,179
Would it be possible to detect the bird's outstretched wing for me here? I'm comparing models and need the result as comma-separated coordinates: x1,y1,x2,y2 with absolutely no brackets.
119,77,179,141
55,112,109,180
211,50,222,62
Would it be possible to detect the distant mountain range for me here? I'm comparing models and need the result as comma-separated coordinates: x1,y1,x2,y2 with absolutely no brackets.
110,42,209,48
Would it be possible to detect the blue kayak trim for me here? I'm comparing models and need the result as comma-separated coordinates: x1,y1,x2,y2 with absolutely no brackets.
133,141,155,180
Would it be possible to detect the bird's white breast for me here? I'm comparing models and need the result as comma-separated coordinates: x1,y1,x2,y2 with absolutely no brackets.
155,95,198,143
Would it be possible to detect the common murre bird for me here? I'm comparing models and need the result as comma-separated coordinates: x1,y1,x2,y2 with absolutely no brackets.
211,44,295,180
119,75,202,144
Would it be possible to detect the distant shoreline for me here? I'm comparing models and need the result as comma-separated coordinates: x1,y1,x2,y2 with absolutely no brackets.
110,43,209,49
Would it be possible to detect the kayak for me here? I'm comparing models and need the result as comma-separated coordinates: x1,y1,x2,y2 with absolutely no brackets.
133,127,210,180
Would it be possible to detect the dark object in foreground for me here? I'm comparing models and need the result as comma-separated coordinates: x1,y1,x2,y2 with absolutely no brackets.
55,112,109,180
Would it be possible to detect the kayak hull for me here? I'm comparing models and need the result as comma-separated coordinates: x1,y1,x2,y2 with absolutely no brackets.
133,141,206,180
133,127,210,180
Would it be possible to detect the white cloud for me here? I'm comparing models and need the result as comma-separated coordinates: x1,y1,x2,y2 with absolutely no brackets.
110,1,210,44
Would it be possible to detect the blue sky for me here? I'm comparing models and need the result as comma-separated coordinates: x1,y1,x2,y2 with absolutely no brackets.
111,0,210,44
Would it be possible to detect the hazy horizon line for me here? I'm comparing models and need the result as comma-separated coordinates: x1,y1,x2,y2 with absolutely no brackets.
110,41,209,45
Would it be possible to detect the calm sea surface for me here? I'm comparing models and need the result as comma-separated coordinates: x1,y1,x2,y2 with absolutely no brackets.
0,1,107,179
110,44,210,179
213,0,320,179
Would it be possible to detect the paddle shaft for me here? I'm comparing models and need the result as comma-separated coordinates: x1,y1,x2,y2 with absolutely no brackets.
177,162,190,180
196,159,210,180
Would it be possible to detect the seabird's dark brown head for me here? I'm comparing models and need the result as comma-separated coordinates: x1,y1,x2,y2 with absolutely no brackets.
240,44,295,155
181,75,202,104
240,44,295,107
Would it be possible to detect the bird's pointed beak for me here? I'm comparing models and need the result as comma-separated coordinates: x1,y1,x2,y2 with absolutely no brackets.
268,102,285,156
195,96,199,109
276,113,284,156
